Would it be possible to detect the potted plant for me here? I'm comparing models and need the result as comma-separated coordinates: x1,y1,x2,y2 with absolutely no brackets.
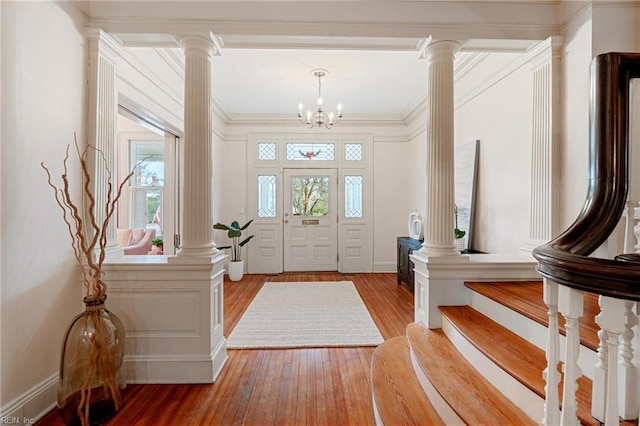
454,204,466,252
213,220,254,281
151,237,163,254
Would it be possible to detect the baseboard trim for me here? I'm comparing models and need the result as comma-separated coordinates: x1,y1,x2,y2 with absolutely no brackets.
0,372,58,424
373,261,396,273
124,339,228,384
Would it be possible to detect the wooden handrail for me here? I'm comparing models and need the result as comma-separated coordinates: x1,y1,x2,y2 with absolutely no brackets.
533,52,640,301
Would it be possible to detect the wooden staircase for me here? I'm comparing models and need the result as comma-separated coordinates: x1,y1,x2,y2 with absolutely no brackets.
371,281,602,425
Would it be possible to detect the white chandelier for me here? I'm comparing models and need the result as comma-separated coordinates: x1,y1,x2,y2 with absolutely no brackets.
297,69,343,129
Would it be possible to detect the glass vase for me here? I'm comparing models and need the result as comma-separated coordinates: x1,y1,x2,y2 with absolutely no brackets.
57,295,126,426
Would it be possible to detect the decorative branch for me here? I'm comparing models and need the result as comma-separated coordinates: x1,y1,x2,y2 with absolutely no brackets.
41,136,145,300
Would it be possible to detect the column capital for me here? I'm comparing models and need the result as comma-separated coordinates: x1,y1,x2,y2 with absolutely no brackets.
525,36,564,70
418,38,461,61
176,32,223,58
85,28,125,63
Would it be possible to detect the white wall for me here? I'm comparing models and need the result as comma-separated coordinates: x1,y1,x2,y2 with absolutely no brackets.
1,0,86,418
454,53,533,254
592,3,640,56
560,8,593,233
372,140,414,271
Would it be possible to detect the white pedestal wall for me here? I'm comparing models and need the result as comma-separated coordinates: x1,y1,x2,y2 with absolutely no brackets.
103,254,228,383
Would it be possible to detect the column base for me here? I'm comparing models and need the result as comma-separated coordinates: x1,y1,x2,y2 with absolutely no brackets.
419,241,461,257
173,244,220,260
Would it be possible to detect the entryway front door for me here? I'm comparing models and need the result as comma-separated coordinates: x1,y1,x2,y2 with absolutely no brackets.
283,168,338,271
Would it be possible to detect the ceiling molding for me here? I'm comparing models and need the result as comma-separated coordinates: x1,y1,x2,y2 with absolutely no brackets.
154,48,184,77
224,118,408,129
454,52,529,109
95,19,560,48
217,35,423,52
455,52,492,83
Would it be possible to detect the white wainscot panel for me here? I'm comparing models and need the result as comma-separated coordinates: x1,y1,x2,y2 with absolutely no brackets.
116,289,202,340
341,223,371,273
251,222,281,274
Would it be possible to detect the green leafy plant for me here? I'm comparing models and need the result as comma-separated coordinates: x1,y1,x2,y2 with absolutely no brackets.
454,204,466,240
151,237,163,247
213,220,254,262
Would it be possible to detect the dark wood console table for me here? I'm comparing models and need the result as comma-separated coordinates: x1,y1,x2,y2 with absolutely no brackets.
397,236,423,292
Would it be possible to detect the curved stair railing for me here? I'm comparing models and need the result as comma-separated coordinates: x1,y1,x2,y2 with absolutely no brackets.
533,53,640,425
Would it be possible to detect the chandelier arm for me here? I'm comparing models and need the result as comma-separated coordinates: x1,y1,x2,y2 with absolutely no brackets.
296,68,341,129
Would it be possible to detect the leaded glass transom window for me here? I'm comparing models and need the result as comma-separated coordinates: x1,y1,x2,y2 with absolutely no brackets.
257,142,277,161
286,142,335,161
345,175,363,218
257,175,277,217
345,143,363,161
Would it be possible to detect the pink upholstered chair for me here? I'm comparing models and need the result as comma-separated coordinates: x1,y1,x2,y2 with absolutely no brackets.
117,228,156,255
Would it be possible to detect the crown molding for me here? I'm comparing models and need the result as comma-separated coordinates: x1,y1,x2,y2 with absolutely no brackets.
455,52,492,83
455,52,529,109
219,35,423,51
224,118,408,129
154,48,184,77
524,36,564,69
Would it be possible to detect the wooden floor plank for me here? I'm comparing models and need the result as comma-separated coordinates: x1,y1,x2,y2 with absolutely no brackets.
37,272,412,426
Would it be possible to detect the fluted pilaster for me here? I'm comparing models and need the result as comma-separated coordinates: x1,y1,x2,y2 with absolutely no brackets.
176,35,219,258
86,28,125,259
521,37,564,255
420,40,461,257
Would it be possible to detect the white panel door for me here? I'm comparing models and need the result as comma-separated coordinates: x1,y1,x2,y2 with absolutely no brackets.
283,168,338,271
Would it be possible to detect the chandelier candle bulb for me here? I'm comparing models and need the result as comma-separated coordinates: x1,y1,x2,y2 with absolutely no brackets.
297,68,343,129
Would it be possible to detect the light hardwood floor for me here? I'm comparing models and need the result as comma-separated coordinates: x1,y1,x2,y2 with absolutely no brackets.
38,272,414,425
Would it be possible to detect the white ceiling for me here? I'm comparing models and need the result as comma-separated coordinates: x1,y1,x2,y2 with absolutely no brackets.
208,47,429,120
102,0,556,122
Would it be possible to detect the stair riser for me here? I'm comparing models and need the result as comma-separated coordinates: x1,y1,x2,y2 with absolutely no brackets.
469,290,597,379
441,315,544,422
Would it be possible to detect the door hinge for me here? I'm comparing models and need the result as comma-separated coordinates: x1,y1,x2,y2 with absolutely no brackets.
174,233,181,247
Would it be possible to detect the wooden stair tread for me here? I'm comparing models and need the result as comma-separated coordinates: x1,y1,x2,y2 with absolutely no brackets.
440,306,598,426
406,322,537,425
465,281,599,351
370,336,444,426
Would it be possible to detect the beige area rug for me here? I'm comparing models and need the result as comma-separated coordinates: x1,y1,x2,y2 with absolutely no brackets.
226,281,384,349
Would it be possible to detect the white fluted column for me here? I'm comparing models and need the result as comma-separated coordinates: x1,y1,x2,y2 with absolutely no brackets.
175,35,219,259
521,37,564,255
420,40,460,257
86,28,125,259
